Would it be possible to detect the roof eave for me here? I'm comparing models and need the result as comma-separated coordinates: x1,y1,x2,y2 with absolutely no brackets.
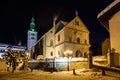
97,0,120,32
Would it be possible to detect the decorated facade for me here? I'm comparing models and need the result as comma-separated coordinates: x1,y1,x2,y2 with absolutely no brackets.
32,12,90,59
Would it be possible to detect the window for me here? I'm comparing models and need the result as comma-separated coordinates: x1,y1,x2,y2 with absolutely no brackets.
58,34,60,42
50,39,53,46
51,52,53,56
77,38,80,43
84,52,88,58
31,37,35,39
0,49,5,52
75,21,79,25
75,50,82,57
76,21,79,25
31,33,35,36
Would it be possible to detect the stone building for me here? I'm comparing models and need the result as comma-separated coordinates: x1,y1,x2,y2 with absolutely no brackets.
97,0,120,67
32,12,90,59
101,37,110,55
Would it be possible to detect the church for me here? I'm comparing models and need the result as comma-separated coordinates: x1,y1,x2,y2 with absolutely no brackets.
31,11,90,59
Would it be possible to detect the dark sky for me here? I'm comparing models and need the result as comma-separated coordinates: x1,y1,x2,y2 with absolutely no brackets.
0,0,114,46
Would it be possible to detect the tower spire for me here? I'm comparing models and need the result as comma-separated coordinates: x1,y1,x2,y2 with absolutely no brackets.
30,17,35,31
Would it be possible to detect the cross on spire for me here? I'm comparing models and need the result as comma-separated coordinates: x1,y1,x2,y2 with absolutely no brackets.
75,11,78,16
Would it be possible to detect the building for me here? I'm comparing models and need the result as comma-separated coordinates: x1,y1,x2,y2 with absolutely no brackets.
27,17,37,53
0,43,26,58
97,0,120,67
101,37,110,55
0,43,10,58
32,11,90,59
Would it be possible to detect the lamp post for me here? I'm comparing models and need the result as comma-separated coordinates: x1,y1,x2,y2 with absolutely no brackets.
64,50,72,71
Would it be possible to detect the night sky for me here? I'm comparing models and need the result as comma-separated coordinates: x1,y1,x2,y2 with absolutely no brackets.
0,0,114,46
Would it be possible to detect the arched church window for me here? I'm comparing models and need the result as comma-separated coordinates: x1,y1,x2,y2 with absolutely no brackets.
77,38,80,43
75,50,82,57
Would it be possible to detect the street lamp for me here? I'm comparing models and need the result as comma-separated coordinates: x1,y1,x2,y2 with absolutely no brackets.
64,50,72,71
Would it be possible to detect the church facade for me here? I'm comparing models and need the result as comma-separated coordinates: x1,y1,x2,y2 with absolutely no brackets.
32,12,90,59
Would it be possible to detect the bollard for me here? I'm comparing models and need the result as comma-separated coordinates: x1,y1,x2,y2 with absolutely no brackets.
73,69,76,75
102,69,105,76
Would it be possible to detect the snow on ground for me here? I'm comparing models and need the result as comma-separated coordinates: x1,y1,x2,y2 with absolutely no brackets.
0,69,120,80
0,60,120,80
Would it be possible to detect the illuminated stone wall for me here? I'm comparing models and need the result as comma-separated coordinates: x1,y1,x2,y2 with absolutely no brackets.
0,60,7,71
70,61,88,70
55,61,88,71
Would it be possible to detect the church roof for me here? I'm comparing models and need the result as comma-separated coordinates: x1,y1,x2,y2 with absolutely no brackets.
97,0,120,31
55,20,68,34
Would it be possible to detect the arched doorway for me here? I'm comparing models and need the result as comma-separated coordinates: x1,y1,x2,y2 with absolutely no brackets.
75,50,82,57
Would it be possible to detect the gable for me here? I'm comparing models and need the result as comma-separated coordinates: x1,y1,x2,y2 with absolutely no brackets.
65,16,89,33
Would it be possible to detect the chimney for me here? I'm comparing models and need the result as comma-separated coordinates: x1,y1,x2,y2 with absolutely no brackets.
53,16,58,27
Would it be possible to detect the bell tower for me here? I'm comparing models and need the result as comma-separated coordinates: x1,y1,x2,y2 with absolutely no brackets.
27,17,37,51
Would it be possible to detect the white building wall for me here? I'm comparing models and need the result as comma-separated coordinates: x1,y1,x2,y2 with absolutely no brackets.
109,11,120,53
55,29,65,45
45,27,55,58
27,31,37,50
